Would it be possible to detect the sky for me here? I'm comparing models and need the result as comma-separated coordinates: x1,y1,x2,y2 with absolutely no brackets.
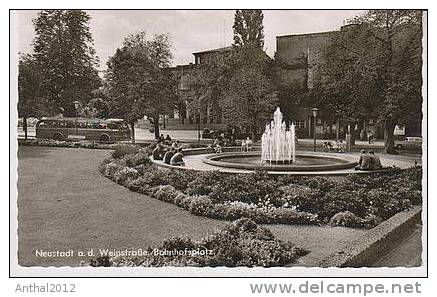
14,10,364,69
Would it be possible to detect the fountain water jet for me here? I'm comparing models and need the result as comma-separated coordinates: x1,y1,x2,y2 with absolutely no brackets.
261,107,296,163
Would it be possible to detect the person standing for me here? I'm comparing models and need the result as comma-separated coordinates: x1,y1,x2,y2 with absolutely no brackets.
245,137,253,152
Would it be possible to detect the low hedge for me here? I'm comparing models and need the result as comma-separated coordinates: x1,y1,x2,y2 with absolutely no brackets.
19,139,114,149
89,218,307,267
98,145,422,229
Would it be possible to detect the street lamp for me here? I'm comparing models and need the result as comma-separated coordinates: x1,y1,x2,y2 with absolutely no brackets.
73,101,81,136
197,107,201,142
311,108,319,152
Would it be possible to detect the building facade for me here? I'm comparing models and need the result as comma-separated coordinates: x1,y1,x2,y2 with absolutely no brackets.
166,27,420,140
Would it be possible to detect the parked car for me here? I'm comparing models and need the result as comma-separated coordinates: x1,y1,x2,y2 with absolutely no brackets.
202,128,222,139
395,137,422,150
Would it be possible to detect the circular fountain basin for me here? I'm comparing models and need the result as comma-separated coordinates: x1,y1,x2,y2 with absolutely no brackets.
203,152,358,172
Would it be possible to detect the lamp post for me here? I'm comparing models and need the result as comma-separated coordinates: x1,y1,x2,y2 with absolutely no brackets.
311,108,319,152
197,107,201,142
73,101,81,136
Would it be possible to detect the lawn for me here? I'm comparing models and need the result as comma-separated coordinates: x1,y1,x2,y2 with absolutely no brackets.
17,146,227,266
17,146,366,267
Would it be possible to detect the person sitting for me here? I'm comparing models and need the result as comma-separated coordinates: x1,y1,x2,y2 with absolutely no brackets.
356,149,366,166
355,149,371,171
245,137,253,152
323,141,332,152
332,140,339,152
171,140,179,150
369,150,383,170
152,143,164,160
163,148,175,165
170,148,185,166
165,134,172,142
214,143,223,153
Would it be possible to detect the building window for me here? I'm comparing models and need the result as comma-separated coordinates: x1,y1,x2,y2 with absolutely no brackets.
294,121,305,129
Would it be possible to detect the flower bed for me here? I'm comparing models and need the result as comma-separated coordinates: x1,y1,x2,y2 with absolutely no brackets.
89,218,307,267
98,145,422,229
18,138,115,149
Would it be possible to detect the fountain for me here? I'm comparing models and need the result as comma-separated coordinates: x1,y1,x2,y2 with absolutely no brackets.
261,107,296,163
153,107,360,174
196,106,358,172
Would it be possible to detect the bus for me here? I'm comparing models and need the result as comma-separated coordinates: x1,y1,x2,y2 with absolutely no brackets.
35,117,131,142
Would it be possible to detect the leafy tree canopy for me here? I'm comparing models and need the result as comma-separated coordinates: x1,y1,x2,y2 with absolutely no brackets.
104,31,177,141
233,10,265,49
312,10,423,152
32,10,101,116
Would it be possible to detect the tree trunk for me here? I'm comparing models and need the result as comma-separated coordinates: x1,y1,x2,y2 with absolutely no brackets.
23,116,28,140
130,121,135,144
383,119,397,154
154,118,160,140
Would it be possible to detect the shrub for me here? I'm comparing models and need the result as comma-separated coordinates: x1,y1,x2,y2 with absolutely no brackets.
126,177,150,193
329,211,366,228
153,185,181,203
112,144,140,159
361,188,412,220
95,218,307,267
188,196,214,216
161,236,196,251
329,211,383,229
122,151,151,167
394,187,422,205
209,174,282,205
165,169,195,191
113,167,139,185
103,162,121,179
99,152,422,229
142,169,169,188
186,171,223,196
175,194,194,210
279,184,319,209
320,191,367,220
221,201,260,221
89,255,112,267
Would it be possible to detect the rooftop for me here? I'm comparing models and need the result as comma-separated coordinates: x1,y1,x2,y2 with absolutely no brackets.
276,30,335,39
192,45,234,55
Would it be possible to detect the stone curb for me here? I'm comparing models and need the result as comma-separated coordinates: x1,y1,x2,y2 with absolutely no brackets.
311,206,422,267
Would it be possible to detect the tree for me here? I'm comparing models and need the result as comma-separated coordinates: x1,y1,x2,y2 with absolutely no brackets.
81,89,111,119
104,32,176,142
220,46,278,140
233,10,265,49
32,10,101,116
312,10,423,153
185,51,226,125
18,54,44,140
